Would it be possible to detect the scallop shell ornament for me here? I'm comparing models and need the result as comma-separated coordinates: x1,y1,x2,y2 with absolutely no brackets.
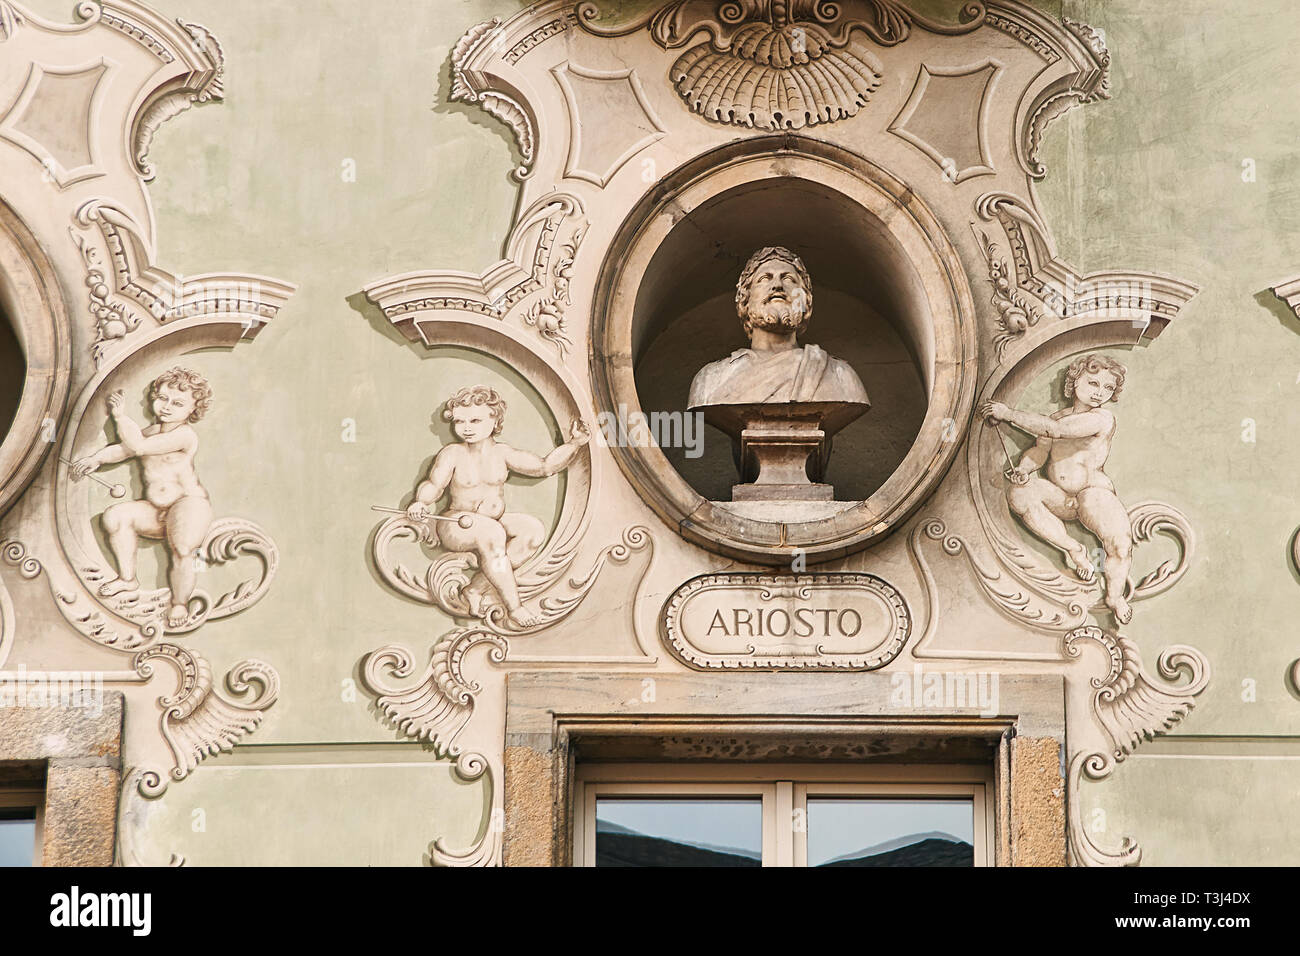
669,18,884,129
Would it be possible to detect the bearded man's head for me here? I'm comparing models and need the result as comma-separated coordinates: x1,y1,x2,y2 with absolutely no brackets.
735,246,813,341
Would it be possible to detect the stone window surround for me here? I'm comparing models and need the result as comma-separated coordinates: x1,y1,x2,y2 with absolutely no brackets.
0,690,122,866
502,672,1066,867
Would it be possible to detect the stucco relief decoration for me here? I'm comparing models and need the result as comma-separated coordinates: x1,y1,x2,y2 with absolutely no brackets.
0,2,294,864
576,0,986,131
348,0,1217,866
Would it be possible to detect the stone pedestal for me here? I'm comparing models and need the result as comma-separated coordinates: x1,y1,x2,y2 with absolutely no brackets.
694,401,870,503
734,421,832,500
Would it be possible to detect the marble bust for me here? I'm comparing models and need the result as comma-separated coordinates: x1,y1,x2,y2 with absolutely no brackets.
687,246,871,409
687,247,870,503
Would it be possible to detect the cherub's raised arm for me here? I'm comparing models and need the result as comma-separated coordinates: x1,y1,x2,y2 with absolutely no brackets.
504,420,589,478
996,406,1108,440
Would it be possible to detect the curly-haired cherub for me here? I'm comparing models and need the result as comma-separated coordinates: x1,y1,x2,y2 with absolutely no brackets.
980,353,1135,623
71,367,214,627
405,385,589,627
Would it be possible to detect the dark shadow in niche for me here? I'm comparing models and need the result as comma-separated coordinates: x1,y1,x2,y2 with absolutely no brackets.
0,302,23,447
631,179,929,503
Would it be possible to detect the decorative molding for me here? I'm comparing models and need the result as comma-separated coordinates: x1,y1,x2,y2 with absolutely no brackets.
974,192,1198,337
131,643,279,797
1019,16,1110,180
552,63,665,188
365,191,583,329
576,0,988,131
982,8,1057,62
1270,274,1300,320
504,10,577,65
889,61,1001,183
131,20,223,182
1063,626,1209,866
974,229,1043,359
451,17,536,181
73,200,293,365
0,59,110,188
661,571,911,670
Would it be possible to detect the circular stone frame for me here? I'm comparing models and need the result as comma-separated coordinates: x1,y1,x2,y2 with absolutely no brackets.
591,136,978,564
0,200,72,518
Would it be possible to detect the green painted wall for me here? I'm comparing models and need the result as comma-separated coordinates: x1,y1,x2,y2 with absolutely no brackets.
16,0,1295,864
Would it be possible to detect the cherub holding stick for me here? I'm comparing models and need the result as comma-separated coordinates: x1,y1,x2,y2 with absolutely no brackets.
980,354,1135,624
403,385,589,627
71,368,214,627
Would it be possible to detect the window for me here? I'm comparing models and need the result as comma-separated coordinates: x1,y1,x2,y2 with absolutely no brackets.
0,789,43,867
575,764,991,867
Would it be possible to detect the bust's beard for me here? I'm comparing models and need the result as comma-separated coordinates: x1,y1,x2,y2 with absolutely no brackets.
745,300,807,336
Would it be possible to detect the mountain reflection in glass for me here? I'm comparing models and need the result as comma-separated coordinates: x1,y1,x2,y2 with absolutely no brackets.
808,797,974,866
595,798,762,867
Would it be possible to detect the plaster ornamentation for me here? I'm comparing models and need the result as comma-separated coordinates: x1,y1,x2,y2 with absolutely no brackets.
383,383,591,630
131,642,280,797
976,231,1042,359
889,61,1000,184
0,59,109,188
1019,17,1110,180
117,770,185,866
131,20,223,182
52,348,281,645
982,9,1056,62
552,63,665,188
662,571,910,670
505,10,578,64
362,634,505,866
0,1,25,40
576,0,986,131
367,192,584,331
451,17,537,181
1063,626,1209,866
362,0,1205,865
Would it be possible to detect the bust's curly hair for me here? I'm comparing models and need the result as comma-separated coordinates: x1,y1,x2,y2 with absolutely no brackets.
1063,353,1126,402
443,385,506,436
735,246,813,338
149,367,212,423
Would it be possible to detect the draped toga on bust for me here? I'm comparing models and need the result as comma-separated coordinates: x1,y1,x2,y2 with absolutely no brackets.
687,344,870,408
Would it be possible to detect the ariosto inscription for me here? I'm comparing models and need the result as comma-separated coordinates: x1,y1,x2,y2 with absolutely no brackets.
661,572,911,671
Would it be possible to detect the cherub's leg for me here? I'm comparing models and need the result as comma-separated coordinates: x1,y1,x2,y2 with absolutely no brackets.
1076,488,1134,624
443,516,536,627
162,495,214,625
1007,477,1094,580
499,513,546,569
99,501,163,596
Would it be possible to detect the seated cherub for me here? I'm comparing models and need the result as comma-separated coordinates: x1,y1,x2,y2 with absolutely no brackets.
71,368,214,627
404,385,588,627
980,353,1135,624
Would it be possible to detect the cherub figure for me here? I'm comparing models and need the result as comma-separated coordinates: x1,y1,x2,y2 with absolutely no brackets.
980,354,1134,623
71,368,214,627
405,385,589,627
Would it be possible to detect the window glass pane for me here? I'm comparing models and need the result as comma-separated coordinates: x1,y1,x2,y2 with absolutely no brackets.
596,798,762,867
807,797,974,867
0,808,36,868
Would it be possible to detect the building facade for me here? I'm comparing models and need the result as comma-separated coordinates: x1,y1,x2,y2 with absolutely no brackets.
0,0,1297,866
